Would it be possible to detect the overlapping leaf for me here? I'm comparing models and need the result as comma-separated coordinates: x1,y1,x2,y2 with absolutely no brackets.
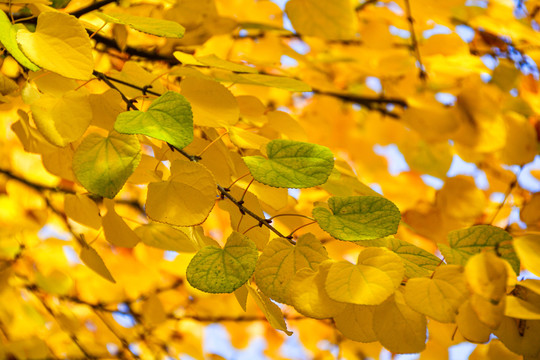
97,12,185,38
115,91,193,150
313,196,401,241
186,232,258,293
243,139,334,188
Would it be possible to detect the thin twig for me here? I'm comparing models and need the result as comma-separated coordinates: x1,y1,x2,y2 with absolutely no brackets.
403,0,427,80
70,0,119,18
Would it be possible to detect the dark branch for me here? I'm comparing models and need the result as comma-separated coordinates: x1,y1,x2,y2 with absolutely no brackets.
69,0,118,18
403,0,427,80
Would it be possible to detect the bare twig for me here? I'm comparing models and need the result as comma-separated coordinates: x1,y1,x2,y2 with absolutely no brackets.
403,0,427,80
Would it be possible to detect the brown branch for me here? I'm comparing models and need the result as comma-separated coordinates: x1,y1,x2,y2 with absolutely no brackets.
69,0,118,18
403,0,427,80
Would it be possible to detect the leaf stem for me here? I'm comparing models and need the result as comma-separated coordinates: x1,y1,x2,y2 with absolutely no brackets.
287,221,317,238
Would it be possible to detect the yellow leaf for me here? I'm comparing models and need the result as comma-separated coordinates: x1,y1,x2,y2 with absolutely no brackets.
466,252,507,304
254,233,328,304
111,61,166,98
505,296,540,320
373,291,427,354
31,90,92,147
333,303,377,343
79,244,116,283
63,193,101,230
247,285,292,335
11,112,55,154
135,222,198,252
146,160,216,226
436,176,486,220
404,265,468,323
234,284,249,312
180,76,239,127
499,112,537,165
285,0,357,40
456,300,492,343
514,234,540,277
288,260,346,319
102,199,140,248
142,293,167,326
469,339,521,360
228,127,269,150
494,316,540,357
325,247,404,305
16,12,94,80
35,269,73,295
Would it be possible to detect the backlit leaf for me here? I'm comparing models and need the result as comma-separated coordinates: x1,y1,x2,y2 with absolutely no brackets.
505,296,540,320
243,139,334,188
325,247,404,305
439,225,519,274
373,292,427,354
513,234,540,277
247,285,293,335
63,193,101,230
73,132,142,198
313,196,401,241
285,0,357,40
102,199,140,248
333,304,377,343
186,232,258,293
16,12,93,80
135,223,198,253
114,91,193,150
79,245,116,283
404,265,468,323
97,12,185,38
288,260,346,319
255,233,328,304
382,237,441,278
145,161,216,226
0,12,39,71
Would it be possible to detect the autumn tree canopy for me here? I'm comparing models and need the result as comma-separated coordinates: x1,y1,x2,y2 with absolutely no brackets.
1,0,540,358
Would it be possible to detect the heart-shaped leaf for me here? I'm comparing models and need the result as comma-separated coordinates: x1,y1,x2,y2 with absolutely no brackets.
186,232,258,293
115,91,193,150
73,132,141,198
313,196,401,241
243,139,334,188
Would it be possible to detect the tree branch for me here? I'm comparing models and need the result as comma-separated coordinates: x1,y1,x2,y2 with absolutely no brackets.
403,0,427,80
69,0,118,18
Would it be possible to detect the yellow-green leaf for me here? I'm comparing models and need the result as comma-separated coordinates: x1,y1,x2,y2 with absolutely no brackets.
285,0,357,40
114,91,193,150
73,132,141,198
135,222,198,253
97,12,185,38
313,196,401,241
325,247,404,305
404,265,468,323
382,237,441,278
17,12,93,80
146,161,216,226
186,232,258,293
0,12,39,71
243,139,334,188
255,233,328,304
174,52,258,73
440,225,519,274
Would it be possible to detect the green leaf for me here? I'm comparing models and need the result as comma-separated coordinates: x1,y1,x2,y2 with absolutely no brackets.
73,132,141,198
0,11,39,71
377,237,441,278
439,225,519,274
114,91,193,150
97,12,185,38
313,196,401,241
186,232,258,293
243,139,334,188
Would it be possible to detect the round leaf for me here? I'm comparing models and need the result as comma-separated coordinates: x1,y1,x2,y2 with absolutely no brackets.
243,139,334,188
114,91,193,150
73,132,141,198
313,196,401,241
186,232,258,293
0,12,39,71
